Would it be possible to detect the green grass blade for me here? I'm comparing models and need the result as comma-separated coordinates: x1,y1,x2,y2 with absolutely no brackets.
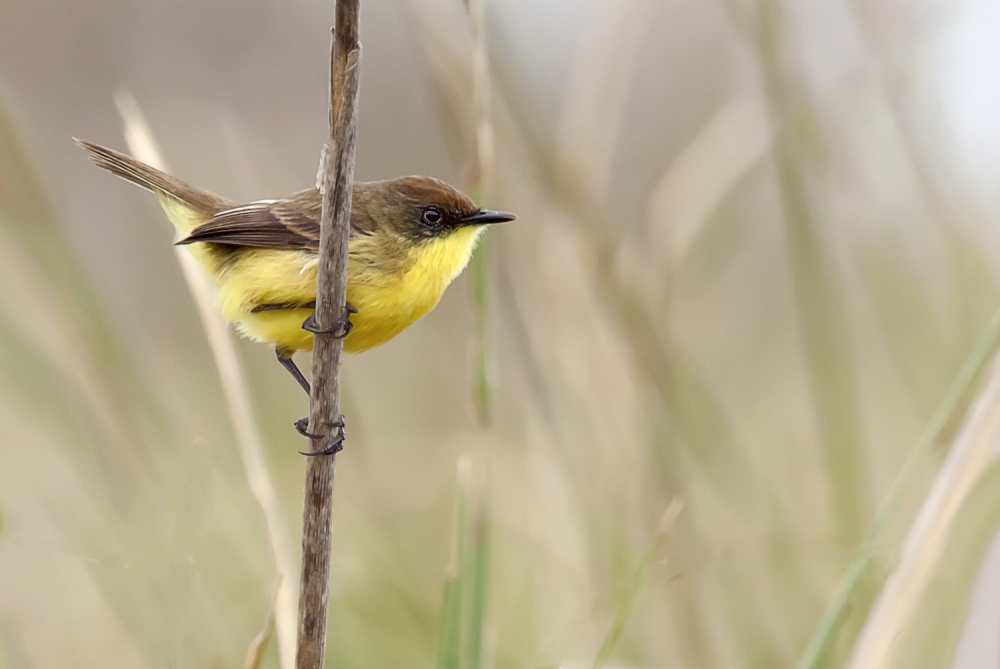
592,502,682,669
437,460,492,669
438,491,467,669
469,217,494,427
795,308,1000,669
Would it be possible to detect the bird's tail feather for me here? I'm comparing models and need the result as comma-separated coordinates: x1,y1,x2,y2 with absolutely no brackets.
75,139,233,232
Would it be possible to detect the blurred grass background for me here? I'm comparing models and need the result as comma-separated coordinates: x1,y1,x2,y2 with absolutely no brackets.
3,0,1000,668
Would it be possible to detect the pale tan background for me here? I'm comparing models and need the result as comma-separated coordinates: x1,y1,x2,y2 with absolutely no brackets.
2,0,1000,668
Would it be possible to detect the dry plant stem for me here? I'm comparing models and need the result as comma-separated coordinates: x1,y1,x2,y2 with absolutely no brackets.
113,91,298,669
794,309,1000,669
846,349,1000,669
245,592,277,669
295,4,361,667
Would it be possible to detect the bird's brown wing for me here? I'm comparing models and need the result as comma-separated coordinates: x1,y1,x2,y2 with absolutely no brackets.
177,187,374,250
177,189,321,249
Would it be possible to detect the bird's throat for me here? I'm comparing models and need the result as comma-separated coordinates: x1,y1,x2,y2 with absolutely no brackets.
411,224,487,286
340,225,487,353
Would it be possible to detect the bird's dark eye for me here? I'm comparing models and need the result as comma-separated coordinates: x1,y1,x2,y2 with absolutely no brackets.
422,207,443,226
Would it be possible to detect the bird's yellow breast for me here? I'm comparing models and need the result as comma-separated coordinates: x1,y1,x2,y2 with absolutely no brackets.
207,225,486,354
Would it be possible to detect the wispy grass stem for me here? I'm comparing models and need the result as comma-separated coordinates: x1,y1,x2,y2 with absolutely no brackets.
113,90,298,669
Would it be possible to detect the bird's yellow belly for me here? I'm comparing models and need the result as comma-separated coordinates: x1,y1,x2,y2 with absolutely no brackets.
210,225,483,354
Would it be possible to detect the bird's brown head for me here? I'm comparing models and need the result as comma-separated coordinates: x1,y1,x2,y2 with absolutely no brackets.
356,176,515,241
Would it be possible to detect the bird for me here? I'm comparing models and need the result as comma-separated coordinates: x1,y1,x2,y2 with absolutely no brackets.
76,140,515,395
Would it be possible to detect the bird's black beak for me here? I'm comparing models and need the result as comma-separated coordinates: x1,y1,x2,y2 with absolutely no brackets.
462,209,517,225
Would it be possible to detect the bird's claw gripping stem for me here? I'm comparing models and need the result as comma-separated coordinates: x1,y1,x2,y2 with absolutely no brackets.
296,416,346,456
302,302,357,339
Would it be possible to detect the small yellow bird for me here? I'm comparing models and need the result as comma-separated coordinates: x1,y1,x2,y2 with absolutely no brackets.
77,140,515,393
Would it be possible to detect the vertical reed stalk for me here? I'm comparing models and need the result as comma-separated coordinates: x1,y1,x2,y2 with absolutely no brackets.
437,457,492,669
295,2,361,667
753,0,871,546
465,0,496,426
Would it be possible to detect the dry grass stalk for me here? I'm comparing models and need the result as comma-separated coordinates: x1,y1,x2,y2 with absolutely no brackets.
556,0,656,204
795,311,1000,669
846,351,1000,668
245,589,277,669
113,90,298,669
